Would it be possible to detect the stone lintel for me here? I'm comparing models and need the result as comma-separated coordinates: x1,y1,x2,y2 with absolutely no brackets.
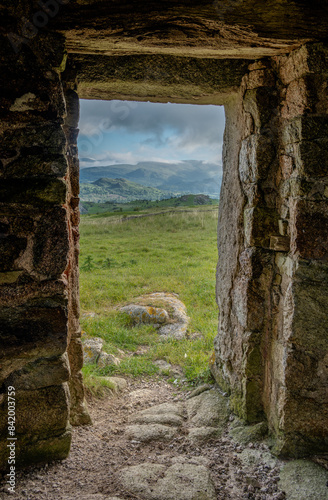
74,54,249,103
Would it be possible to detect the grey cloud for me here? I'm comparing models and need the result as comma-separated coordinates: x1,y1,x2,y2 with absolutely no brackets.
79,99,225,149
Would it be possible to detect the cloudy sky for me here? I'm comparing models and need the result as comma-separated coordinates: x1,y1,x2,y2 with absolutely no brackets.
78,100,225,168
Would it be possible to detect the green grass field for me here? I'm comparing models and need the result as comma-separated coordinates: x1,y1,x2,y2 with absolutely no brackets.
80,205,219,389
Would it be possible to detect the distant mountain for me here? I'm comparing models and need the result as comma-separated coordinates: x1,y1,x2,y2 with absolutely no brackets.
80,160,222,197
80,178,177,203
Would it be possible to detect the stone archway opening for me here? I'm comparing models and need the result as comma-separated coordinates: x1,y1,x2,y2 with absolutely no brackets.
76,97,225,390
1,0,328,472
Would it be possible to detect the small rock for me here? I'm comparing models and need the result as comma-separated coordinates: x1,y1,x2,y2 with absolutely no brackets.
82,337,104,365
230,421,268,445
154,360,172,373
81,312,97,318
102,377,127,392
97,352,120,367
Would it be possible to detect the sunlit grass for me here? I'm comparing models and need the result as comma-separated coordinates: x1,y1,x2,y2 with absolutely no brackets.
80,207,219,384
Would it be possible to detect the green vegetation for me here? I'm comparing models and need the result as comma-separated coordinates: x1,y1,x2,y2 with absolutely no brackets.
82,365,116,397
80,177,177,203
80,202,219,387
81,194,219,215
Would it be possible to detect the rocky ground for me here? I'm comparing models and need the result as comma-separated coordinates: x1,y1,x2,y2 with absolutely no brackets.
1,377,328,500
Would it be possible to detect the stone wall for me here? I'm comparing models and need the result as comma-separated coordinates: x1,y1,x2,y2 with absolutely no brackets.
213,43,328,457
0,1,328,468
269,43,328,456
0,28,89,470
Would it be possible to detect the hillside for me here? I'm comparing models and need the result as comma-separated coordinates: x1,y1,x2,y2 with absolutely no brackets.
80,160,222,197
80,177,176,203
80,194,219,215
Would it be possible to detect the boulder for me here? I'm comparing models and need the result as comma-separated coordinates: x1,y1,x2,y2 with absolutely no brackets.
120,304,169,325
121,292,190,339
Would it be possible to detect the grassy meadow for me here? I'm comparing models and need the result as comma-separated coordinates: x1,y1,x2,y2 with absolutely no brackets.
79,204,219,390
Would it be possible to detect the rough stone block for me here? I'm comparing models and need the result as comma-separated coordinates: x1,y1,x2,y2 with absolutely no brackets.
290,200,328,260
244,207,278,248
0,383,70,439
0,178,67,206
0,299,68,382
232,277,265,331
278,45,309,85
280,154,294,179
0,429,71,471
281,116,328,145
239,134,276,185
283,281,328,353
243,87,278,129
69,371,92,426
270,235,290,252
295,139,328,178
247,69,275,90
64,90,80,128
33,206,69,277
1,123,66,155
0,235,27,271
68,338,84,373
0,153,68,179
3,354,70,391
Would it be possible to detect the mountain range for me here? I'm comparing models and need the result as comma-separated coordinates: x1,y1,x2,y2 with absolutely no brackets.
80,160,222,197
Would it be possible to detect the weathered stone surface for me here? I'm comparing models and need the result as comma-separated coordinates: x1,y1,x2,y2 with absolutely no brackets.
188,427,220,443
119,459,216,500
124,292,190,339
279,460,328,500
290,199,328,260
138,402,184,417
82,337,104,365
33,207,69,277
125,424,177,442
0,299,68,383
186,389,230,430
230,421,268,445
3,354,70,391
102,377,127,392
129,411,184,427
121,304,169,325
239,448,278,469
74,54,249,103
97,352,121,368
0,430,72,470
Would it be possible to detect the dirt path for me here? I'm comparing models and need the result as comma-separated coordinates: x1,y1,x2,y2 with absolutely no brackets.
1,378,286,500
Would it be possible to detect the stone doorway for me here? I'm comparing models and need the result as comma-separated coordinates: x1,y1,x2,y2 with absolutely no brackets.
1,1,328,470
